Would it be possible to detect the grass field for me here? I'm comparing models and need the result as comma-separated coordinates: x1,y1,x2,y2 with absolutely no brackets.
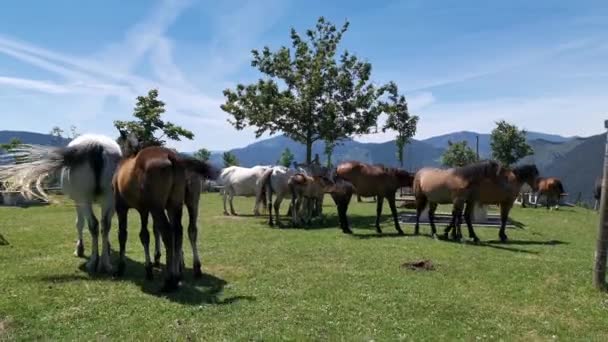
1,193,607,340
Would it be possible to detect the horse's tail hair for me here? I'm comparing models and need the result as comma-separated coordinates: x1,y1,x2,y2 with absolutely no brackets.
556,181,566,195
177,156,219,180
0,145,66,201
258,168,274,205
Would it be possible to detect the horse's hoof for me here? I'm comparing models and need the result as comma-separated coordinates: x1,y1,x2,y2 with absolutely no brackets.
431,233,438,240
160,277,180,293
74,243,85,258
231,212,238,216
97,260,113,275
342,228,353,234
375,227,383,234
397,229,405,236
86,256,99,274
471,237,480,244
193,263,203,279
443,233,449,240
499,234,508,243
223,211,230,216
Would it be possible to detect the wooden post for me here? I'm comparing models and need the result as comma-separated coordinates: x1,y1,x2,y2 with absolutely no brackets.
593,120,608,291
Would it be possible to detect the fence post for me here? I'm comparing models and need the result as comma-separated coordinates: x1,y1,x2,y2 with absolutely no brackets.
593,120,608,291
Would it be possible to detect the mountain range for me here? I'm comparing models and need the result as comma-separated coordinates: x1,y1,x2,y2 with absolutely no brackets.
1,129,603,205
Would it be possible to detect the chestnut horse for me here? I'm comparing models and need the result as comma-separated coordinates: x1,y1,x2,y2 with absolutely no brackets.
113,135,217,292
445,164,539,242
534,177,566,210
334,161,414,234
413,160,505,240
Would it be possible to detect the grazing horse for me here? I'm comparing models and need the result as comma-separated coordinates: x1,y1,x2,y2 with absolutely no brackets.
218,165,270,216
335,161,414,234
288,173,334,227
445,164,540,242
534,177,566,210
413,160,505,240
595,178,602,211
258,165,297,227
0,134,122,274
113,134,217,292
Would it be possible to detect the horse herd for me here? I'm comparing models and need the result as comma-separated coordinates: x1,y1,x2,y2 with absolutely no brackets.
0,133,568,292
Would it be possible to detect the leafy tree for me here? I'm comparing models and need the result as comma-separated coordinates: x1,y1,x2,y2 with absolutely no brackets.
0,138,22,152
194,148,211,162
324,142,337,168
49,126,64,144
441,140,478,167
114,89,194,146
221,17,400,163
490,120,533,166
223,152,239,167
277,148,295,167
381,86,419,167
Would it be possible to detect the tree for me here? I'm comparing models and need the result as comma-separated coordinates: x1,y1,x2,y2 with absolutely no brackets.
381,86,419,167
490,120,533,166
194,148,211,162
0,138,22,152
324,142,336,168
223,152,239,167
114,89,194,146
277,148,295,167
441,140,478,167
221,17,400,163
49,126,64,144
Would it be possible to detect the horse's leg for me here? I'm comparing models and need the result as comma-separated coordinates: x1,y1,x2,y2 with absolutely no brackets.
114,203,128,277
98,192,114,274
415,195,428,236
138,210,153,280
74,205,85,257
186,196,203,278
229,191,238,216
151,209,178,292
498,203,512,242
222,188,230,216
463,201,479,243
357,194,362,203
452,201,465,241
275,193,284,228
153,222,162,268
82,203,100,273
375,196,385,234
290,193,299,227
428,202,438,238
167,204,185,282
388,195,404,235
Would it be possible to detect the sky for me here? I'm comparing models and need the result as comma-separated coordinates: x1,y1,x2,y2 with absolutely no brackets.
0,0,607,151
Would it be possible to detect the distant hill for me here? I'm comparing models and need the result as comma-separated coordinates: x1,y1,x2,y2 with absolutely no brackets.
421,131,572,159
518,138,587,173
0,130,70,147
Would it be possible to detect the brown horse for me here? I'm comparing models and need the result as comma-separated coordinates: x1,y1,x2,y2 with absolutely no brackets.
334,161,414,234
113,135,217,292
413,160,506,240
288,173,334,227
534,177,566,210
445,164,539,242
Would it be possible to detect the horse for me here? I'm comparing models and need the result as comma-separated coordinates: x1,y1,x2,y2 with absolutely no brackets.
413,160,506,240
445,164,540,242
335,161,414,234
218,165,270,216
534,177,566,210
0,134,122,274
258,165,297,227
595,178,602,211
294,161,331,217
113,133,218,292
288,173,334,227
328,177,357,234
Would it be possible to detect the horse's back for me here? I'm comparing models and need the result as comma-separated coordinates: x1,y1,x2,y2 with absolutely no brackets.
220,165,268,195
415,168,467,203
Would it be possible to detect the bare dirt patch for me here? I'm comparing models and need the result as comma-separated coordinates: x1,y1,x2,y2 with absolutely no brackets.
401,259,435,271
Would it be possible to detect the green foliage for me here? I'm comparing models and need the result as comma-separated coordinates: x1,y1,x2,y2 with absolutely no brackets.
441,140,478,167
194,148,211,162
114,89,194,146
221,17,403,163
380,85,419,167
490,120,533,166
223,151,239,167
324,142,336,168
277,148,295,167
0,137,22,152
49,126,64,144
0,196,606,340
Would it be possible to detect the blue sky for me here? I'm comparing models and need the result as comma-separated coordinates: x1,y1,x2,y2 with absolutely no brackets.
1,0,607,151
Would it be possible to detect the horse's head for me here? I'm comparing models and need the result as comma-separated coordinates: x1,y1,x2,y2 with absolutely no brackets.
116,130,141,157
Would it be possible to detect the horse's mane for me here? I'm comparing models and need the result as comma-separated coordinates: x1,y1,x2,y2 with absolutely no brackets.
512,164,539,181
451,160,499,180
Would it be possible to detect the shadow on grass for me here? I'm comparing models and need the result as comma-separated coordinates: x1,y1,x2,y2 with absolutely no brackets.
0,233,9,246
485,239,568,246
437,237,540,254
37,251,255,306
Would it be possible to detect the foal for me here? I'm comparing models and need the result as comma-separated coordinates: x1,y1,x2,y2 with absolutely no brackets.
114,135,217,292
288,173,334,227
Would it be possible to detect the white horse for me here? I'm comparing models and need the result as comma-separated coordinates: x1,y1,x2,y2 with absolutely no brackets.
0,134,122,274
258,165,297,227
218,165,271,216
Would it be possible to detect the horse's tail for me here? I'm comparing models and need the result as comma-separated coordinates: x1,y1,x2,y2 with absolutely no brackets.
0,144,108,201
556,181,566,196
177,156,219,180
258,168,274,204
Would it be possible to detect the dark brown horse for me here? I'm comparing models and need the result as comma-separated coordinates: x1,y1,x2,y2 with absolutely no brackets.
113,135,217,292
334,161,414,234
445,164,539,242
413,160,506,240
534,177,566,210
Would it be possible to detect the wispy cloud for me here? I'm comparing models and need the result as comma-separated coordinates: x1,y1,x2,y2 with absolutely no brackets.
0,76,70,94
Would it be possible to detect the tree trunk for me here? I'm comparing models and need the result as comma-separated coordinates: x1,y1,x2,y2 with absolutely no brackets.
594,124,608,291
306,140,313,164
